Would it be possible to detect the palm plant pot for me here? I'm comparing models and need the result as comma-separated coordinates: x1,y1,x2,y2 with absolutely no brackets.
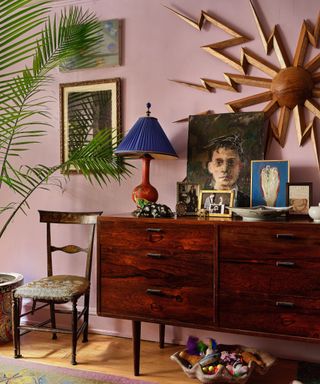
0,273,24,343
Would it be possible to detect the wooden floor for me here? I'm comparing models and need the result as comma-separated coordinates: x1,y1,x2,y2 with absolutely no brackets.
0,332,299,384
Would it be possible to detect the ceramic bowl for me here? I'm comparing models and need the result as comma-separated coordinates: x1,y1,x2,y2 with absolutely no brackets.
228,206,291,221
308,203,320,222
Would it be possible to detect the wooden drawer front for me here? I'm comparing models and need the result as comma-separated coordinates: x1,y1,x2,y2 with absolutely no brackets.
219,225,320,260
100,246,213,284
219,260,320,297
219,293,320,339
99,220,214,252
99,276,214,325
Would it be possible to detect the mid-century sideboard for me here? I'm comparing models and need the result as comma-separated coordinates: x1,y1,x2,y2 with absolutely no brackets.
96,215,320,375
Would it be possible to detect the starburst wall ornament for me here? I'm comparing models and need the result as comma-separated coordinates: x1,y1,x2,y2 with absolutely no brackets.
166,1,320,168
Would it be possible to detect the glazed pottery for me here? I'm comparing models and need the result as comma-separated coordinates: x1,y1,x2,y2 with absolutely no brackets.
308,203,320,223
0,273,24,343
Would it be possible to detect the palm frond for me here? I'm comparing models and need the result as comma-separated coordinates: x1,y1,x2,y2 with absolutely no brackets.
0,0,130,239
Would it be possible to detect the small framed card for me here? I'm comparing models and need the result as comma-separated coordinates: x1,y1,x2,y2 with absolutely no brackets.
286,182,312,215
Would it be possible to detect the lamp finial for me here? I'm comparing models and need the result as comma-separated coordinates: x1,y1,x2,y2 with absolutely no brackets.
146,102,151,116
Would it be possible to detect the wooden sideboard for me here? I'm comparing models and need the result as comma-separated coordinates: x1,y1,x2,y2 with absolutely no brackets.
96,215,320,375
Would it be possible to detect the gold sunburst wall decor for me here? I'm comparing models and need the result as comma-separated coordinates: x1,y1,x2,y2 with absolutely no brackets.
166,1,320,168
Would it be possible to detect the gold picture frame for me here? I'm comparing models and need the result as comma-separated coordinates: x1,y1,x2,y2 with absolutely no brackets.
199,190,235,217
60,78,121,166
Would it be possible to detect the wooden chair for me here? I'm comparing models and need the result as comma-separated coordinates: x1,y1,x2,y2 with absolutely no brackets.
12,210,102,365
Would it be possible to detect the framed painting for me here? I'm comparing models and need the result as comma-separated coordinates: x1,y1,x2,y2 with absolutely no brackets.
187,112,266,207
286,182,312,215
60,19,121,71
251,160,290,207
176,182,200,216
60,78,121,165
199,189,234,217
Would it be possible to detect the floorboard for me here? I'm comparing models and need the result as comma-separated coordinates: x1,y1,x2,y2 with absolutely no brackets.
0,332,299,383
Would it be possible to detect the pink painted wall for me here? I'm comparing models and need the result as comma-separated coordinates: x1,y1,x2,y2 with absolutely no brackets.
1,0,320,362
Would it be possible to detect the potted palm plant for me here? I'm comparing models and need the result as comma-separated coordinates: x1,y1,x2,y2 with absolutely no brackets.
0,0,131,239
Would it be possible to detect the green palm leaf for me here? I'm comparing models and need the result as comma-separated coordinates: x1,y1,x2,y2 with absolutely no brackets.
0,0,131,238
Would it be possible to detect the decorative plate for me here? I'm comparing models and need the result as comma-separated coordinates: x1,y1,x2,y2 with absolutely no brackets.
229,206,292,221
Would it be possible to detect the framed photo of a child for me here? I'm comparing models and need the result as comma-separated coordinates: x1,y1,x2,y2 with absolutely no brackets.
199,190,234,217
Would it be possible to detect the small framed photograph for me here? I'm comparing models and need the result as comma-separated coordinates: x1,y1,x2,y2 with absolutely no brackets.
251,160,290,207
176,182,200,215
286,182,312,215
199,190,235,217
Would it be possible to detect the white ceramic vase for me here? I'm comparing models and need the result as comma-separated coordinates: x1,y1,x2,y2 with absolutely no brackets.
308,203,320,223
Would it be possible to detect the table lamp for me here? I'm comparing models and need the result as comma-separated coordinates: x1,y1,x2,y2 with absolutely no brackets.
115,103,178,205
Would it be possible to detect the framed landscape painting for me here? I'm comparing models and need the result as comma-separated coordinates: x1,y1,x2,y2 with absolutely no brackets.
251,160,290,207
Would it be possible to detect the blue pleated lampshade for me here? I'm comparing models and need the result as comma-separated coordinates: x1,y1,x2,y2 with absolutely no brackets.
115,105,178,160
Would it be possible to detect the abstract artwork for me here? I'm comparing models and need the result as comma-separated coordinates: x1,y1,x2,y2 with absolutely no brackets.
251,160,290,207
60,19,121,71
60,78,121,166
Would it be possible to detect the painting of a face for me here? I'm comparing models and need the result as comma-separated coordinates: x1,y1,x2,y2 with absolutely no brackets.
207,147,242,190
187,112,266,197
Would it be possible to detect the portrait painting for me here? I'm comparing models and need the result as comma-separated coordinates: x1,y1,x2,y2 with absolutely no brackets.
199,190,234,217
176,182,200,215
251,160,290,207
187,112,266,208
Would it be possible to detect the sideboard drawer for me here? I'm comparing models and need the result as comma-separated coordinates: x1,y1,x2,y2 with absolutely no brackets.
219,293,320,339
99,276,214,325
219,224,320,260
99,220,214,252
98,218,215,327
219,259,320,297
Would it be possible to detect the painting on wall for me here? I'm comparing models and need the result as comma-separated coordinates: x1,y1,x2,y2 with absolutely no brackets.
60,78,121,167
187,112,266,207
60,19,121,71
251,160,290,207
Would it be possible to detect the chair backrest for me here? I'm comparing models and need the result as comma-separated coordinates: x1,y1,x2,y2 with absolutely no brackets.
38,210,103,281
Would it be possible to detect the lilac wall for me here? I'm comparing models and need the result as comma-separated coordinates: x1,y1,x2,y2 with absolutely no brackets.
1,0,320,362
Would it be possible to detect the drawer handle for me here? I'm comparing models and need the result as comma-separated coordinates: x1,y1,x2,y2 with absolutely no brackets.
146,289,165,297
275,233,295,239
276,301,295,308
276,261,296,267
146,228,162,232
146,289,182,302
147,253,164,259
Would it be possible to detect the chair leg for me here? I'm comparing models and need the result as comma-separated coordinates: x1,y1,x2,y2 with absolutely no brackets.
71,299,78,365
49,302,57,340
159,324,165,348
82,292,90,343
12,294,22,358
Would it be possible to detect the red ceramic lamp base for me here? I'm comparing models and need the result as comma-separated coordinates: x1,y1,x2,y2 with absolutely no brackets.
132,155,158,205
132,183,158,204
